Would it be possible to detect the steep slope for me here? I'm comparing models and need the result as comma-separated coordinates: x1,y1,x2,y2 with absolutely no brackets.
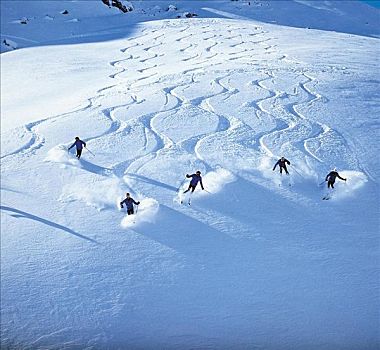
1,1,379,349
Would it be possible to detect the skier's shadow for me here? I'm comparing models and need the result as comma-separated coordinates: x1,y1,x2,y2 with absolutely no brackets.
137,204,244,260
0,186,24,194
126,173,178,192
78,159,113,177
0,206,98,244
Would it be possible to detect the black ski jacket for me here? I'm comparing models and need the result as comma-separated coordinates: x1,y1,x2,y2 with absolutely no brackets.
273,158,290,170
120,197,139,210
325,171,345,182
186,174,204,189
68,139,86,150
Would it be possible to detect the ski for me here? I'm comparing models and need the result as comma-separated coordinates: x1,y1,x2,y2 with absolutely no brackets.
188,192,193,205
180,196,191,205
179,191,192,205
278,181,292,187
323,189,334,200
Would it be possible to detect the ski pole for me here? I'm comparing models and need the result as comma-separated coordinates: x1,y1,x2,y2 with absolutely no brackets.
318,180,326,186
177,177,187,192
230,190,239,202
203,189,212,194
85,147,95,156
290,164,302,177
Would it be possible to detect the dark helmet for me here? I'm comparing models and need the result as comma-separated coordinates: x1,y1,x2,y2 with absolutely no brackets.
126,192,130,196
196,170,201,175
281,156,285,160
75,136,79,140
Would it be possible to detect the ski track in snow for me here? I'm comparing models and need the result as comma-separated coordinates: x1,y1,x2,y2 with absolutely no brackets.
1,20,366,207
2,6,379,348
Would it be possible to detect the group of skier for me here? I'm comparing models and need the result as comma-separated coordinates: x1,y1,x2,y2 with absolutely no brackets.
119,171,205,213
272,156,347,189
68,137,347,215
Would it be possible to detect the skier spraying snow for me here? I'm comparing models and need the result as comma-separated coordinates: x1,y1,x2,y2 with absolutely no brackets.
68,137,86,159
273,157,291,175
183,171,205,193
120,192,140,215
325,168,346,189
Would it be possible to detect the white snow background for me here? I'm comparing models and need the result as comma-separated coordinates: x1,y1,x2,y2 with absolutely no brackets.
1,1,379,349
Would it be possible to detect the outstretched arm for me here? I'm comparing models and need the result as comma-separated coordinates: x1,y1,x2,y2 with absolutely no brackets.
68,142,75,150
200,179,204,190
286,159,290,165
273,161,278,171
337,174,346,181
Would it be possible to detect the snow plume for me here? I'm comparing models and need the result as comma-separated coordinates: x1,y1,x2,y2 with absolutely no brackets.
329,171,367,200
45,144,82,168
257,155,274,175
59,177,123,211
201,167,236,194
121,198,159,228
291,160,319,183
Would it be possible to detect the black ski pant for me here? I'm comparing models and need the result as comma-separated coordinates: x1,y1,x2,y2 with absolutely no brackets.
327,181,335,189
184,185,196,193
76,149,83,159
280,165,289,174
127,208,134,215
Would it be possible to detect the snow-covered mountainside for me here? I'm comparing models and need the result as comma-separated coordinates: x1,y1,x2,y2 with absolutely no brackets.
1,1,379,349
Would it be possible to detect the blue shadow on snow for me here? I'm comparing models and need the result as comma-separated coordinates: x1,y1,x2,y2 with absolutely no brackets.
0,205,98,244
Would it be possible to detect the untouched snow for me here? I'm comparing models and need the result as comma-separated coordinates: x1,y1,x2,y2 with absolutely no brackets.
1,1,379,349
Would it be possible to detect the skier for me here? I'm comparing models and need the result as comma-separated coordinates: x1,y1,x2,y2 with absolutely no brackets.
68,137,86,159
325,168,346,189
273,157,290,175
183,170,204,194
120,192,140,215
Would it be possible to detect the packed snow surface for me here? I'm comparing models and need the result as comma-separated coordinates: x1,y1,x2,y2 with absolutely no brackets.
1,1,379,349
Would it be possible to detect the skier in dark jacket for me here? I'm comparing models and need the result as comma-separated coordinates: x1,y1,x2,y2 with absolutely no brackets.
325,168,346,189
68,137,86,159
273,157,290,174
184,171,204,193
120,192,140,215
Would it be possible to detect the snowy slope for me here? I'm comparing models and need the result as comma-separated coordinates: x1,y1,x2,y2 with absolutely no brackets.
1,1,379,349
